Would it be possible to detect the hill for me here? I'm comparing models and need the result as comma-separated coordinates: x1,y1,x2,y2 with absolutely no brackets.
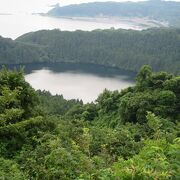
0,28,180,74
0,66,179,179
47,0,180,28
0,36,46,64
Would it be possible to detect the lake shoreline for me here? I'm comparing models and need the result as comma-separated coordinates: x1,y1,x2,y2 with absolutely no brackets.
2,61,137,79
19,62,135,103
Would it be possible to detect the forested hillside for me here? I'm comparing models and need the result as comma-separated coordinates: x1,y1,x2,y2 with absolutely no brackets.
0,36,46,64
48,0,180,27
0,66,179,179
0,29,180,74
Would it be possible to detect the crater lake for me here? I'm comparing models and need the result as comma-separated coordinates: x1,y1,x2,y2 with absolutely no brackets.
16,63,136,103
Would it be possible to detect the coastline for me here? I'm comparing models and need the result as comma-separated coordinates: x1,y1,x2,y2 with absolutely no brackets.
43,14,169,29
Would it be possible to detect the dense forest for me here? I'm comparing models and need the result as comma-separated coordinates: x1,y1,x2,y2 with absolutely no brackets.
0,36,45,64
48,0,180,27
0,66,179,179
0,28,180,74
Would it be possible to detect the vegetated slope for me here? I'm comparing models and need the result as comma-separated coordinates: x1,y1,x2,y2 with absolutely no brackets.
48,0,180,27
0,28,180,74
0,36,46,64
0,66,179,179
16,28,180,74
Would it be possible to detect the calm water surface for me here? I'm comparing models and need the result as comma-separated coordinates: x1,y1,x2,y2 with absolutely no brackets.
0,0,166,39
23,63,135,103
0,14,144,39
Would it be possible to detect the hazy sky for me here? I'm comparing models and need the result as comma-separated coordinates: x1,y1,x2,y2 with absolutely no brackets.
0,0,180,13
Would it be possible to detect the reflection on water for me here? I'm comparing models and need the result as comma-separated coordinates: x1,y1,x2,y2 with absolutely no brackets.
22,63,135,103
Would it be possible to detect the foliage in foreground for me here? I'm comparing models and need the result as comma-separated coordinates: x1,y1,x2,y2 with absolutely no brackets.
0,66,179,179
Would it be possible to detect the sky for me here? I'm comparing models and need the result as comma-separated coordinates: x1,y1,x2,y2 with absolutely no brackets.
0,0,180,13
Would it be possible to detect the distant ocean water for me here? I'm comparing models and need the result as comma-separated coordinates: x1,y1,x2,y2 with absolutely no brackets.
0,0,152,39
0,13,146,39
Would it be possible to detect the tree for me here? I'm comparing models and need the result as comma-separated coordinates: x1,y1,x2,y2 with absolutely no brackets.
136,65,152,90
0,68,54,157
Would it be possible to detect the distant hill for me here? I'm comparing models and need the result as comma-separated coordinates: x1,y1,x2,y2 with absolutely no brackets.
47,0,180,27
0,28,180,74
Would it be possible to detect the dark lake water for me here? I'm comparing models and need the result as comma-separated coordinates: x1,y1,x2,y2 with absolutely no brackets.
10,63,136,103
